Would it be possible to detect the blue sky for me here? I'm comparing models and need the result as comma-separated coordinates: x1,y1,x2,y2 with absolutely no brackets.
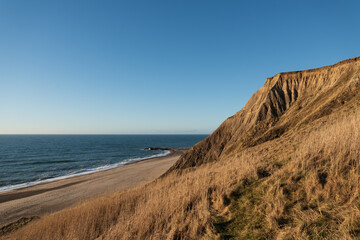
0,0,359,134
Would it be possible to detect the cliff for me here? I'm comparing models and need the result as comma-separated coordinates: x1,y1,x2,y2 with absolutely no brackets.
169,57,360,170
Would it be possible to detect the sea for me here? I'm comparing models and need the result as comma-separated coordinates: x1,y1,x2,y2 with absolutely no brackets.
0,134,208,193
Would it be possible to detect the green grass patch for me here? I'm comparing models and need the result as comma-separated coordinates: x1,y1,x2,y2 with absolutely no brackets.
213,180,271,239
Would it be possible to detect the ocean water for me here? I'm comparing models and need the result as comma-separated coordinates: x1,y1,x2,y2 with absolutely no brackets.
0,134,207,193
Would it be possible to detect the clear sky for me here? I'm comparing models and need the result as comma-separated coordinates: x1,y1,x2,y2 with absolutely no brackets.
0,0,359,134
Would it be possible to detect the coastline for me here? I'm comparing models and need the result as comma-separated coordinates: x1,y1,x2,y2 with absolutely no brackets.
0,149,185,228
0,150,172,194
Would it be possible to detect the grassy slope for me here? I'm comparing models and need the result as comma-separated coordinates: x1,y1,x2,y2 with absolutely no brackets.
215,106,360,239
2,103,359,240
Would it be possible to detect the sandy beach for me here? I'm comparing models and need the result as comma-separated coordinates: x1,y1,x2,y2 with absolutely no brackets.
0,149,184,228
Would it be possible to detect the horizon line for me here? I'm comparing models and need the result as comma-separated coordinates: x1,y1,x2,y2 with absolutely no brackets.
0,133,211,135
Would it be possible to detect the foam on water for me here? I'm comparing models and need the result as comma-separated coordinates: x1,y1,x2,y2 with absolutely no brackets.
0,150,170,193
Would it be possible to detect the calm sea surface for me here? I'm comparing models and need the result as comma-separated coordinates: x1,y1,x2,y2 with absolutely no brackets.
0,135,207,192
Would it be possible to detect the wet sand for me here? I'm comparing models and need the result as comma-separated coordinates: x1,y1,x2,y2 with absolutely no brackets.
0,150,184,227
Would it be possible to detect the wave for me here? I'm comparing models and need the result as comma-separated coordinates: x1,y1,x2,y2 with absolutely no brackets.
0,150,171,193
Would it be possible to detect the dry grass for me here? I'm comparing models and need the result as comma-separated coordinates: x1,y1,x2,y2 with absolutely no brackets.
261,110,360,239
2,142,265,240
219,109,360,239
3,109,360,239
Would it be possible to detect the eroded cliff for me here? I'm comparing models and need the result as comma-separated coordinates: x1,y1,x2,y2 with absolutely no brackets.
169,57,360,171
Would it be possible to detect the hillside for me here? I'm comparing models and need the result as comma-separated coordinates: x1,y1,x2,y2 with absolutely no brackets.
2,57,360,239
169,57,360,171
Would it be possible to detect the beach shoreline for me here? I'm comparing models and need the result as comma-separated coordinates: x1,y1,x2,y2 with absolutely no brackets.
0,149,173,194
0,149,185,228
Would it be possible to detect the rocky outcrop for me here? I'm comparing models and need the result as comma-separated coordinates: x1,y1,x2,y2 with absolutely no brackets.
168,57,360,171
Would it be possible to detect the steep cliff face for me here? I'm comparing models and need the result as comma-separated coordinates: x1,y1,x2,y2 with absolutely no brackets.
169,57,360,171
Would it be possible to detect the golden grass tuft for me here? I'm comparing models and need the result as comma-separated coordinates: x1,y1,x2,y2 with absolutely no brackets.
263,111,360,239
